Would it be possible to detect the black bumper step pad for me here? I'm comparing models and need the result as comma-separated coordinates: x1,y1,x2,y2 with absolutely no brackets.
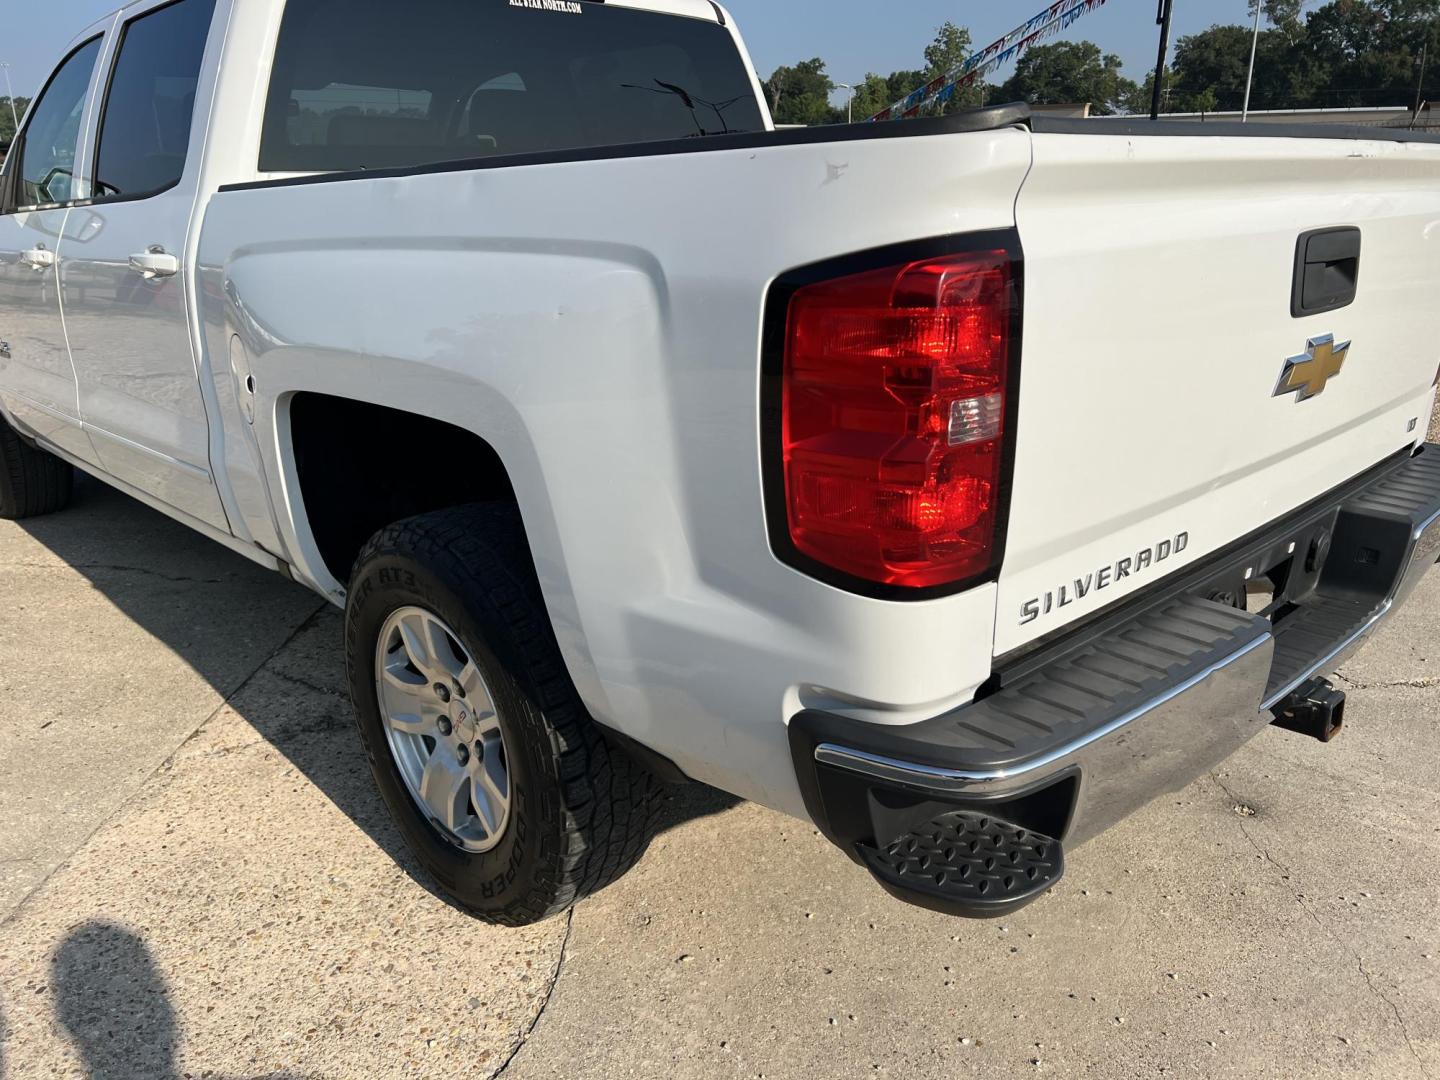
803,593,1267,777
1266,445,1440,704
1343,443,1440,526
858,811,1064,919
1265,592,1377,705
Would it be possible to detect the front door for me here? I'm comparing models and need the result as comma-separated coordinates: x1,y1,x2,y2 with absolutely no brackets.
59,0,227,529
0,35,104,464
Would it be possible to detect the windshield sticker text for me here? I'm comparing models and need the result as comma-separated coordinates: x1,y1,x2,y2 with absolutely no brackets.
509,0,584,12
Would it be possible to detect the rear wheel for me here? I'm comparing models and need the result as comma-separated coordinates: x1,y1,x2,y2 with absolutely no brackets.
345,503,664,926
0,418,74,520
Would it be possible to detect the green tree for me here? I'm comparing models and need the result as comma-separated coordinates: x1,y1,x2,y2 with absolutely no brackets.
996,41,1138,115
1169,23,1314,111
924,22,986,113
0,98,31,147
849,69,947,121
1249,0,1307,35
764,58,843,126
856,22,988,121
1302,0,1439,107
1124,68,1174,114
1166,0,1440,112
925,22,973,77
1190,86,1221,114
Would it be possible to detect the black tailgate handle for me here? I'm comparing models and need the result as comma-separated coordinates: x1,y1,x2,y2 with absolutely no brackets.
1292,227,1361,318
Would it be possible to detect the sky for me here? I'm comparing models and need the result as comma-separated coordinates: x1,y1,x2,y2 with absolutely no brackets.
0,0,1273,103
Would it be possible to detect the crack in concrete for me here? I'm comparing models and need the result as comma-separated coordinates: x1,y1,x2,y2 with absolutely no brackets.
490,909,574,1079
196,713,348,760
1,560,233,585
0,599,331,933
1211,772,1434,1079
263,667,344,699
1334,670,1440,692
1358,957,1433,1080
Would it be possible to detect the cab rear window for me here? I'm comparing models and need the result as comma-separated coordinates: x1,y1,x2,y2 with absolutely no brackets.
260,0,765,173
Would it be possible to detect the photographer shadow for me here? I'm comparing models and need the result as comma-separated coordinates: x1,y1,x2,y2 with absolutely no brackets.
44,920,308,1080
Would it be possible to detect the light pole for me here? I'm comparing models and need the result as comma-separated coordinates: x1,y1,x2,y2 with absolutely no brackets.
835,82,856,124
1,63,19,137
1243,2,1263,122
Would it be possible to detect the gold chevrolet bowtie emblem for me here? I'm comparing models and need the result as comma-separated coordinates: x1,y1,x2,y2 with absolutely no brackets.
1276,335,1350,402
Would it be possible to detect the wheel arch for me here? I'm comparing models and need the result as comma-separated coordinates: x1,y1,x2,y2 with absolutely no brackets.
272,389,604,717
284,391,517,584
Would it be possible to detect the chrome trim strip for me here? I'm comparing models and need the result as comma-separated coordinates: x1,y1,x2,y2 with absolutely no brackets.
1262,600,1393,710
815,633,1273,794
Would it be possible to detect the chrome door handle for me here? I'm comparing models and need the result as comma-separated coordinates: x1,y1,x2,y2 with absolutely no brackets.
129,246,179,280
19,246,56,271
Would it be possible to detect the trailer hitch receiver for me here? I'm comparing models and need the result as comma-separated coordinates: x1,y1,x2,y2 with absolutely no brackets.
1271,677,1346,743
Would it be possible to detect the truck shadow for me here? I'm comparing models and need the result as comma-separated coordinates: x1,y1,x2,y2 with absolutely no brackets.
12,477,739,911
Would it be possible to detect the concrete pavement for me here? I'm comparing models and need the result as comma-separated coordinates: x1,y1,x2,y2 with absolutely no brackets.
0,477,322,918
1,473,1439,1079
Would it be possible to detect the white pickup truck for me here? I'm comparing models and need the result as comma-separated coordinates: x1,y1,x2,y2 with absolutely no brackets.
4,0,1440,924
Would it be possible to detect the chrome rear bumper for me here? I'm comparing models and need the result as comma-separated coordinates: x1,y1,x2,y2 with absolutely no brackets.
814,626,1275,845
790,444,1440,890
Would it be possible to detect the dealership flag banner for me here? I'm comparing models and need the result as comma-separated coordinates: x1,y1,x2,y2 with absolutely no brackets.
868,0,1109,122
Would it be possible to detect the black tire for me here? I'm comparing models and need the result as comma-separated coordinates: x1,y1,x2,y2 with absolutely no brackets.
0,417,74,520
345,503,664,926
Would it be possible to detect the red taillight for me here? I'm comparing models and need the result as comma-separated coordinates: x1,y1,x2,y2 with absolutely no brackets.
781,250,1013,590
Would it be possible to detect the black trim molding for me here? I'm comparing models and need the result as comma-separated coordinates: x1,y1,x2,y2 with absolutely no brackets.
1038,114,1440,145
210,101,1440,200
219,104,1035,193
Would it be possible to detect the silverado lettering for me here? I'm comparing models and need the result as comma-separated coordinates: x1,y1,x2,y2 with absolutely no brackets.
1020,533,1191,626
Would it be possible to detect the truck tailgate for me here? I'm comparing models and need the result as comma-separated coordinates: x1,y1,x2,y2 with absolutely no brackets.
998,130,1440,656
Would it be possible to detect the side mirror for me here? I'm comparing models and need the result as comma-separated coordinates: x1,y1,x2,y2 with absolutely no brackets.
37,165,74,206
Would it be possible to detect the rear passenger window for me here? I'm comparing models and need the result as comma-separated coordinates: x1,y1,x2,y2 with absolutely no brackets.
92,0,217,201
261,0,766,174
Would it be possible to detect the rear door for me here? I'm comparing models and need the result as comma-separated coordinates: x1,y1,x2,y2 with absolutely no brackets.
997,128,1440,656
59,0,227,528
0,35,105,464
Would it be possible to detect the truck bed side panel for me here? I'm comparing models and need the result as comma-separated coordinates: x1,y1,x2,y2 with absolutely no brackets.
195,129,1032,815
